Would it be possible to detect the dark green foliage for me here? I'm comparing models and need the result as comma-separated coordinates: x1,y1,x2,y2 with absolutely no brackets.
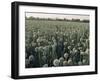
25,19,89,68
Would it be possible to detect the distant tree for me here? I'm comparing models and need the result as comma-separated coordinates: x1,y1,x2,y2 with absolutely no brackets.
72,18,81,22
64,18,66,21
28,16,34,20
82,20,89,23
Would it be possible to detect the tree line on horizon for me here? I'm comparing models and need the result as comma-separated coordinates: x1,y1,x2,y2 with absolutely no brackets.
25,16,89,23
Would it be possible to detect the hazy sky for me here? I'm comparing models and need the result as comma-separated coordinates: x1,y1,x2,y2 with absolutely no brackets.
26,12,89,20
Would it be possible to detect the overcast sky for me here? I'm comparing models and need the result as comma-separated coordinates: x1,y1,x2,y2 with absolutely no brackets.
26,12,89,20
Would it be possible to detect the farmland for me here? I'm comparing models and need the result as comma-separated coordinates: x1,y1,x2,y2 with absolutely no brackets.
25,19,89,68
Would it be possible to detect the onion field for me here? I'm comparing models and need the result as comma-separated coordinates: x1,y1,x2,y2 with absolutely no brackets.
25,19,89,68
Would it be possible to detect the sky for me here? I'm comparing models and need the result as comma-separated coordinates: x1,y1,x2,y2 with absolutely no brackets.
25,12,89,20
